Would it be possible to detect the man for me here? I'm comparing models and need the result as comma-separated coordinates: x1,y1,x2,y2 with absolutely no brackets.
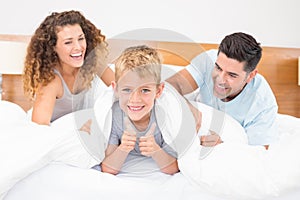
166,32,278,149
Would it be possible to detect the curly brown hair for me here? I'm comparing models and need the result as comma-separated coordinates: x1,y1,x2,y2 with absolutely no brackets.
23,10,108,100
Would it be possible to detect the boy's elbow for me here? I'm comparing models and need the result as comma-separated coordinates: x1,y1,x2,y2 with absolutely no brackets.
101,163,119,175
160,161,179,175
161,168,179,175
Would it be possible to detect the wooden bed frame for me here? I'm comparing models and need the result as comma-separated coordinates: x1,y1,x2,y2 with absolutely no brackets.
1,34,300,117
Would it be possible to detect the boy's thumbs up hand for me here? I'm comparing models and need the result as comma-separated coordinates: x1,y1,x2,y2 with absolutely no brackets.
120,115,137,153
139,123,159,157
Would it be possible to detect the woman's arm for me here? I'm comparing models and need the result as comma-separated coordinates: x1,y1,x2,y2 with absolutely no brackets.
98,66,115,86
31,76,62,125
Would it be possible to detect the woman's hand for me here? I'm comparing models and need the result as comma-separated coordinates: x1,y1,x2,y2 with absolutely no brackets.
79,119,92,134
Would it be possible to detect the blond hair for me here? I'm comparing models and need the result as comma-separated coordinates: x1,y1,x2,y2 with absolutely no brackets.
114,45,162,84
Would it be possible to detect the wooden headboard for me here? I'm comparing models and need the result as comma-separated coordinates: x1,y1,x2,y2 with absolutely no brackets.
1,34,300,117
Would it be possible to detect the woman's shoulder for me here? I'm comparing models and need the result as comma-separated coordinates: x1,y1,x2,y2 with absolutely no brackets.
47,73,63,88
37,74,64,98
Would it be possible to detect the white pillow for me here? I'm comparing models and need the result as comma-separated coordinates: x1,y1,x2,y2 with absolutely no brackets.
0,123,72,198
191,101,248,145
178,104,300,199
0,100,27,127
0,103,104,198
178,103,279,199
51,109,103,167
0,114,104,199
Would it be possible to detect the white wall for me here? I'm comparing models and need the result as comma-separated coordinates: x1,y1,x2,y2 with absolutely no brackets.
0,0,299,48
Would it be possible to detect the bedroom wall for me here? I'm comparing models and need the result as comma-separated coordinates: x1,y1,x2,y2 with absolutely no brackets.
0,0,299,48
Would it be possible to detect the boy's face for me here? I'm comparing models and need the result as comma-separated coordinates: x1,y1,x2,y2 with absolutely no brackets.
112,70,164,124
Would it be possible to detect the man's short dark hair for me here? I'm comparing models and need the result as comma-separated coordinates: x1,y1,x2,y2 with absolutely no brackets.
218,32,262,73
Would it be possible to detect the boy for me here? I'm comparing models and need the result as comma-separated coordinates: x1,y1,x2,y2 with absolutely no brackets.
100,45,179,175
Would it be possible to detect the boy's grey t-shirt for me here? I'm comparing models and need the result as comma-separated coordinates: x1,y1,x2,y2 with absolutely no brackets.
108,101,177,175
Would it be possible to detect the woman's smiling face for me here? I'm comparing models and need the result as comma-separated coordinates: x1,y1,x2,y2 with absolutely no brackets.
55,24,87,69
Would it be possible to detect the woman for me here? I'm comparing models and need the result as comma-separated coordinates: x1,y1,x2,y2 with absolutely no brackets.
23,10,114,125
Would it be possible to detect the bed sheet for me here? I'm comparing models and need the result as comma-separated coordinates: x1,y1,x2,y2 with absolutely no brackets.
4,162,300,200
4,162,225,200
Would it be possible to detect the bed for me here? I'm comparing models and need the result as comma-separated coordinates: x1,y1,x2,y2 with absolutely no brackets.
1,35,300,200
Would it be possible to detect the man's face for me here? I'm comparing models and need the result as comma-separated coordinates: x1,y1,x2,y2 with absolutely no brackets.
212,52,256,101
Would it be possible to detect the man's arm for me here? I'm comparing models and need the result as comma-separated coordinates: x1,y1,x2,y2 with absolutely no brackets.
165,68,198,96
166,68,202,131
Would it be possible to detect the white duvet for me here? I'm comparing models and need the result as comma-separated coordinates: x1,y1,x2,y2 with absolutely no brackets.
1,99,300,200
1,65,300,200
179,103,300,199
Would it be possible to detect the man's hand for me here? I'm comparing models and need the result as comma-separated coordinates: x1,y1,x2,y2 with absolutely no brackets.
200,130,223,147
